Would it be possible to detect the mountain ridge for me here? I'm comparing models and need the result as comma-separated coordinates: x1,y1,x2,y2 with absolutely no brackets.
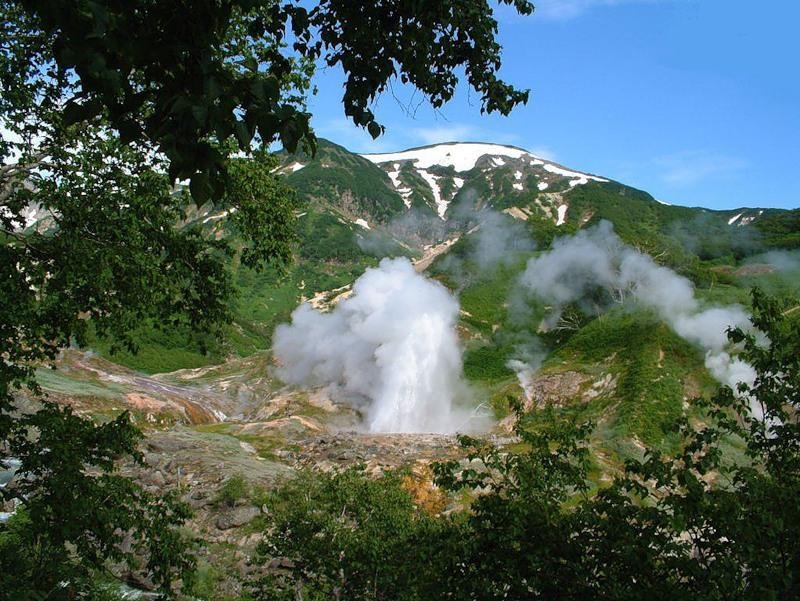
21,137,799,413
278,139,795,242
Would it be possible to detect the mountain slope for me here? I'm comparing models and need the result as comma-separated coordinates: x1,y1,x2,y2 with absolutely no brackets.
362,142,607,219
68,139,797,379
25,139,799,446
278,139,407,224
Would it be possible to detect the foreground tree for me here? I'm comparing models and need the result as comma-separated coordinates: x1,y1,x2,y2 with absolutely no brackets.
3,0,532,200
1,0,534,595
0,406,196,600
250,468,463,600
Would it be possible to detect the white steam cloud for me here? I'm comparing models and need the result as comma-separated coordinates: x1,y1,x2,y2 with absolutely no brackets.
273,257,476,433
746,249,800,274
517,221,755,392
437,208,536,286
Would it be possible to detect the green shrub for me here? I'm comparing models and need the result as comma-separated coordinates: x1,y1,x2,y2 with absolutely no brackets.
215,473,249,508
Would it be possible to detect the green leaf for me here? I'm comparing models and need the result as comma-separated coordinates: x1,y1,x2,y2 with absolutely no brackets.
189,172,212,204
62,98,102,125
234,120,252,149
367,121,383,139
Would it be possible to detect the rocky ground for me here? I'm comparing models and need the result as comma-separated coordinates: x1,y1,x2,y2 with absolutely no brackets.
13,346,641,596
12,350,516,596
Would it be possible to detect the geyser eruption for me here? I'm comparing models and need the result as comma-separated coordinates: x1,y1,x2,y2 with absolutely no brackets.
273,257,472,433
516,221,755,392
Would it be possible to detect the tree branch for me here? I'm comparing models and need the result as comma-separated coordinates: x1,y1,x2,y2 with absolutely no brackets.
0,151,49,204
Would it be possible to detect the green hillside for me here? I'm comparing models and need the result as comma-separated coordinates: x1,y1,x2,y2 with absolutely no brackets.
73,141,798,452
282,139,406,222
15,140,798,599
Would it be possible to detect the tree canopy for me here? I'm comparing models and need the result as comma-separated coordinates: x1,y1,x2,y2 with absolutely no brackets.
0,1,534,596
3,0,532,201
0,0,534,392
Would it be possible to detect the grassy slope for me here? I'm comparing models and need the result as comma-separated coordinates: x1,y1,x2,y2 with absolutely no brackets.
80,147,798,455
433,180,796,455
89,205,379,373
285,139,406,222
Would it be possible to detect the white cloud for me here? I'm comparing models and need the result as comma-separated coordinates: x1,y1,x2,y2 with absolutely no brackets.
408,124,483,146
533,0,679,21
311,116,400,154
655,150,747,187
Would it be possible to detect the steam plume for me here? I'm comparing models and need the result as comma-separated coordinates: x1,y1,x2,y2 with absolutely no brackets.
439,208,535,284
273,257,474,433
516,221,755,391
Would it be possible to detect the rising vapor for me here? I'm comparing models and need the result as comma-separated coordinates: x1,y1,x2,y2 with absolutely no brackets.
273,257,475,433
516,221,755,392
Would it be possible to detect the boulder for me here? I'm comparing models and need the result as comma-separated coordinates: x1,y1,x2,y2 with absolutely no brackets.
216,505,261,530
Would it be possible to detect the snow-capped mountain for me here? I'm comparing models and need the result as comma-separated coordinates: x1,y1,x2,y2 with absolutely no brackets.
362,142,608,219
279,139,620,234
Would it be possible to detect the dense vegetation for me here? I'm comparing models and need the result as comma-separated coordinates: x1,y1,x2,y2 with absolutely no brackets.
285,140,406,222
0,0,536,597
250,291,800,600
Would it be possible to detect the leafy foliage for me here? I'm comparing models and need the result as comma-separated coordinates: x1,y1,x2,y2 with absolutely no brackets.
251,291,800,600
1,1,537,596
251,468,459,600
226,152,300,270
215,473,250,509
461,291,800,599
0,404,196,599
434,410,595,600
4,0,532,198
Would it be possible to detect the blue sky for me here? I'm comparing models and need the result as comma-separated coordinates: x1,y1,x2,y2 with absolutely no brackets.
307,0,799,211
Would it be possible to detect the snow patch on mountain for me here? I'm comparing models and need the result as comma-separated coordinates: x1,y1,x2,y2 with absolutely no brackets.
362,142,534,172
726,211,761,227
385,166,414,207
418,170,447,218
398,188,413,208
556,204,568,226
360,142,611,220
387,169,402,188
362,142,605,198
